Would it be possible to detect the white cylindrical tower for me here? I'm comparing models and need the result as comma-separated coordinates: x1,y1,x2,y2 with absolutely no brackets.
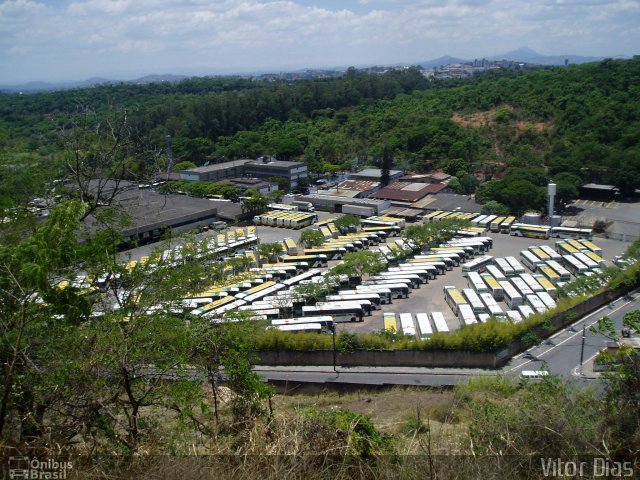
548,183,557,219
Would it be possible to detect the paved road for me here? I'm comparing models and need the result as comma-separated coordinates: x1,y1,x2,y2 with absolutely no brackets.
504,289,640,378
255,289,640,388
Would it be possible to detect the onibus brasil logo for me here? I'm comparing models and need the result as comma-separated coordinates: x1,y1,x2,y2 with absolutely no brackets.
8,456,73,479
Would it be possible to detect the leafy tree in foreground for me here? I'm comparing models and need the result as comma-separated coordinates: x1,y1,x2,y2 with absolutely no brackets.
191,312,273,434
329,250,387,279
299,229,326,248
480,200,510,215
259,242,285,263
332,214,361,231
0,202,86,441
403,218,470,251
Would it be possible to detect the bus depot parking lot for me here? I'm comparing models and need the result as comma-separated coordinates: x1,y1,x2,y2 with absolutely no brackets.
244,216,630,335
334,232,630,335
121,210,633,337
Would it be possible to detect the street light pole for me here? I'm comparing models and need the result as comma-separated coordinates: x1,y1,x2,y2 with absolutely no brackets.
332,324,337,373
579,322,586,375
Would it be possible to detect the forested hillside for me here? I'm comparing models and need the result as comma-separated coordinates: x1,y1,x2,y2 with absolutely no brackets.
1,58,639,209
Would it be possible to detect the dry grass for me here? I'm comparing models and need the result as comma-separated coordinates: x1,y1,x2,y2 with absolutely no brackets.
37,383,562,479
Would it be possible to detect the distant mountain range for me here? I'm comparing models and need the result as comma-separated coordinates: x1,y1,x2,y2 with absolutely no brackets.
0,47,619,93
416,46,606,68
0,74,190,93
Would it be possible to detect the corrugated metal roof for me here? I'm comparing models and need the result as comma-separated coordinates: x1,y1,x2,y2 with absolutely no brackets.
370,182,446,202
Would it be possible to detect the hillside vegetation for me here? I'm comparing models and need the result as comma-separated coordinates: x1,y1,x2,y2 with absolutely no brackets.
1,59,639,208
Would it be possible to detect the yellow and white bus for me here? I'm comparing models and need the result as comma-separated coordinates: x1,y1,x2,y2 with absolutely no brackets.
509,223,551,239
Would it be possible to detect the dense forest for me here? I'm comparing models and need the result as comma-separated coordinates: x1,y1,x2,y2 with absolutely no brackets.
1,58,640,212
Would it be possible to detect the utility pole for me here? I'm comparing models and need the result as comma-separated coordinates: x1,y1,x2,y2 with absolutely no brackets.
332,323,337,373
579,322,586,375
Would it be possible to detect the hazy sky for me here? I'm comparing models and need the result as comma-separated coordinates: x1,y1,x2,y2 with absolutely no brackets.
1,0,639,83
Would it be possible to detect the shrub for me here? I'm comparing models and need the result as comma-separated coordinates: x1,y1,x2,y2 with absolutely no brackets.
314,409,392,456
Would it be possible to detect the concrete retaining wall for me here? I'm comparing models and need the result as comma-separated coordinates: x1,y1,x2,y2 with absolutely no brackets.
256,348,498,369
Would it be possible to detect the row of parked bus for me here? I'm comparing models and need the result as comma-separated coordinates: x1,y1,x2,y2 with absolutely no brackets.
445,273,559,325
383,312,449,338
253,210,318,229
423,210,594,241
509,224,594,240
424,211,518,233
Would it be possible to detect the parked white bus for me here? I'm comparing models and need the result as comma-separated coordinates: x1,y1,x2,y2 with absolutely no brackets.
357,282,409,299
470,214,488,226
486,265,506,282
539,244,562,261
500,280,523,308
384,313,398,333
506,310,523,323
495,257,516,277
372,273,421,289
480,273,504,300
451,236,493,249
478,215,497,230
418,252,465,264
412,254,456,268
479,293,504,319
573,252,599,270
461,255,494,276
444,286,468,316
302,303,365,322
578,239,603,255
529,246,550,262
540,265,561,285
467,271,489,294
562,255,589,276
490,216,506,232
271,316,334,329
517,304,535,318
446,240,486,255
431,312,449,333
537,291,557,310
478,313,491,323
345,287,392,305
546,260,572,282
430,247,471,261
387,266,434,282
500,216,516,233
526,294,547,314
326,293,382,310
511,277,534,297
506,256,526,275
463,288,487,314
584,250,606,267
533,274,558,298
458,304,477,326
415,313,433,338
276,323,325,334
510,223,551,239
281,269,322,288
550,227,593,239
407,260,448,275
520,273,544,293
520,250,544,271
316,300,373,317
399,313,417,336
556,241,579,256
